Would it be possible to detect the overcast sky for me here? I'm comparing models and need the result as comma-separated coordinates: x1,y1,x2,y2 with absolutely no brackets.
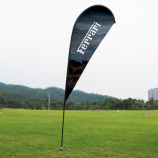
1,0,158,101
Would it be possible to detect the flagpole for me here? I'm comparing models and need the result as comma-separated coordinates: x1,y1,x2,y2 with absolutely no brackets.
61,100,66,147
50,99,67,153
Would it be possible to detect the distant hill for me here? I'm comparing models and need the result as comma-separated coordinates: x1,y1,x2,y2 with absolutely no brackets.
0,82,115,103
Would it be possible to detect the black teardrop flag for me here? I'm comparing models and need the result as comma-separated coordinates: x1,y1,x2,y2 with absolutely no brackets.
65,5,115,101
60,5,115,150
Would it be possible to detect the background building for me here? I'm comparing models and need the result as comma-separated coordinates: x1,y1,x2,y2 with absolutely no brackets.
148,88,158,100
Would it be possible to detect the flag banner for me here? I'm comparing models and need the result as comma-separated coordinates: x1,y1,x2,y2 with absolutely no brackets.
65,5,115,101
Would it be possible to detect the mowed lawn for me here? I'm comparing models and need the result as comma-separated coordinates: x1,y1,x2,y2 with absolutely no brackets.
0,109,158,158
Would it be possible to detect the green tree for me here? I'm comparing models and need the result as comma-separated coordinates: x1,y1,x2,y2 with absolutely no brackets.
146,97,154,109
0,88,2,96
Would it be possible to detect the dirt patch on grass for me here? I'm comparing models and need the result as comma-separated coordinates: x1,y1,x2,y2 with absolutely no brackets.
1,108,24,110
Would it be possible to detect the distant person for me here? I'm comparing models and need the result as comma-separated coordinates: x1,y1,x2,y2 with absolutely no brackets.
118,109,119,112
150,110,152,115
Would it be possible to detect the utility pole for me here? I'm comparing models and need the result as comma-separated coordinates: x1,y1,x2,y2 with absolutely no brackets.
47,93,50,110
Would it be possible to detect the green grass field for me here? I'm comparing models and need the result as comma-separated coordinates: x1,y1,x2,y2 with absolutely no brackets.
0,109,158,158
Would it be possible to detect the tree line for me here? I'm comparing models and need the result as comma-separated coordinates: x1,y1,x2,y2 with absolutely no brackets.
0,87,157,110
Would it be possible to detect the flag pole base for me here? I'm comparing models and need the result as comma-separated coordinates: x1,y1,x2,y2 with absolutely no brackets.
49,147,68,153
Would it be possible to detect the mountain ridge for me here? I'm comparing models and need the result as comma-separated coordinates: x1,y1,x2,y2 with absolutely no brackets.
0,82,115,103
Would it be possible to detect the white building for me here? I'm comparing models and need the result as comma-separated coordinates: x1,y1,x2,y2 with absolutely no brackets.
148,88,158,100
